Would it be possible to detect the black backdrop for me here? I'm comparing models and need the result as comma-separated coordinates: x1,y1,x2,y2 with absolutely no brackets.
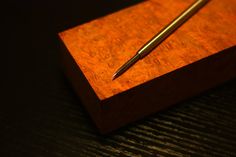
4,1,236,156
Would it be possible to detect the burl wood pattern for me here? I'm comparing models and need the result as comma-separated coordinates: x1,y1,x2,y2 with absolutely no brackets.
60,0,236,100
59,0,236,133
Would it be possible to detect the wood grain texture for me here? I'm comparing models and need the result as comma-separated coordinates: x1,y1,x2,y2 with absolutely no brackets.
59,0,236,99
5,1,236,156
59,0,236,133
3,80,236,156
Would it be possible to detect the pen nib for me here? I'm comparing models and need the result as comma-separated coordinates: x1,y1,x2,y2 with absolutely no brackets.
112,72,118,80
112,53,140,80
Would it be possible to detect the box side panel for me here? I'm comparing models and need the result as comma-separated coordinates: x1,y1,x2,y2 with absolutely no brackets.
58,36,104,131
100,47,236,133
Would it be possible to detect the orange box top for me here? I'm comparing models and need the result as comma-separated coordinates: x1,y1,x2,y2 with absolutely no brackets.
59,0,236,100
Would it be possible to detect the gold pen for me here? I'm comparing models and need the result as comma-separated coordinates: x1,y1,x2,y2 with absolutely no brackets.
113,0,209,80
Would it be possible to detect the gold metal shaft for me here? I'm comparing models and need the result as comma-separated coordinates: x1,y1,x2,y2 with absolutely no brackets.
113,0,209,80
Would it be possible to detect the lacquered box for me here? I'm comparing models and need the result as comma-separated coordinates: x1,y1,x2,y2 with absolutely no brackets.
59,0,236,133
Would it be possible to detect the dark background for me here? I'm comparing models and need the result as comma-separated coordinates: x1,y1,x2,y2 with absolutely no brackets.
4,0,236,156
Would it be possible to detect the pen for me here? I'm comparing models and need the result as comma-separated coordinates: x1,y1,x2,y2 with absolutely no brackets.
112,0,209,80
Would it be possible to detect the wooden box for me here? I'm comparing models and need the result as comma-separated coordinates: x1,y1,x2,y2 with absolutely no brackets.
59,0,236,133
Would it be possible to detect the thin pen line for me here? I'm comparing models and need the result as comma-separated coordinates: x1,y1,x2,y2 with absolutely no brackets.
112,0,209,80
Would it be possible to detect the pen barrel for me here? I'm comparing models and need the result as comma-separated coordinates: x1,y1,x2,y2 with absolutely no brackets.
138,0,209,58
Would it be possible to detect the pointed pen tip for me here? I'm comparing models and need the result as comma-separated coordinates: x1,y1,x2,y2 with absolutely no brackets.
112,72,118,80
112,53,140,80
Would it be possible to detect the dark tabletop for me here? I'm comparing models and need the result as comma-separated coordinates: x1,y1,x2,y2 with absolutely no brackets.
4,0,236,156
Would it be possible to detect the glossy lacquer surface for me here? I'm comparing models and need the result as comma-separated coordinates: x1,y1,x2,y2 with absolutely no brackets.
60,0,236,100
4,0,236,156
